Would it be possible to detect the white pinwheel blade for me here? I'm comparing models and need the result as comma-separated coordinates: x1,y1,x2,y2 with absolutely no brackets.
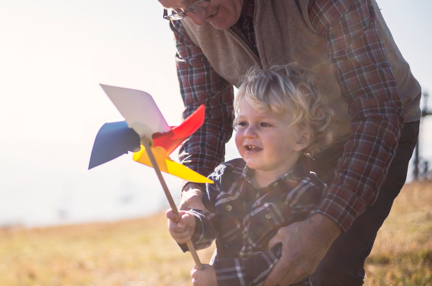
100,84,171,138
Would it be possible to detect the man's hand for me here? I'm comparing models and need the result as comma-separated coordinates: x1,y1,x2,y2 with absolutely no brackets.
264,214,341,286
166,209,196,244
191,264,218,286
179,183,208,211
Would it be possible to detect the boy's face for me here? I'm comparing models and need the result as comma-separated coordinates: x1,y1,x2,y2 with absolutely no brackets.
235,97,309,178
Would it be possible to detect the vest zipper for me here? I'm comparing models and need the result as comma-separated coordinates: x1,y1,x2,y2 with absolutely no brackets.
226,26,261,66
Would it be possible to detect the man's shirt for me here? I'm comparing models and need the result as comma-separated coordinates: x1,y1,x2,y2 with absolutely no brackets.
188,156,325,286
171,0,405,231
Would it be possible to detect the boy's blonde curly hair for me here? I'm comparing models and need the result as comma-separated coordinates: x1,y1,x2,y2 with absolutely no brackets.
235,63,334,157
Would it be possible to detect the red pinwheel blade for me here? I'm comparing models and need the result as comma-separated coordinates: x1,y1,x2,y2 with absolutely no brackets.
171,105,205,139
153,105,205,155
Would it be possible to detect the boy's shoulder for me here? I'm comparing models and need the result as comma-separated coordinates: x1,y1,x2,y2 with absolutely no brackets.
208,158,246,183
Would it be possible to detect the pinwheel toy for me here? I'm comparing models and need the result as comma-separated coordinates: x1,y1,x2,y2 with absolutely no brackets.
89,84,212,269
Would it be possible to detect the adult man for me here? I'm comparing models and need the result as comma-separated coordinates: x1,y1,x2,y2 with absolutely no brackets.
159,0,421,285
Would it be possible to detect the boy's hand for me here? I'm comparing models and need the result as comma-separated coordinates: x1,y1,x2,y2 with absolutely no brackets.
191,264,218,286
166,209,196,244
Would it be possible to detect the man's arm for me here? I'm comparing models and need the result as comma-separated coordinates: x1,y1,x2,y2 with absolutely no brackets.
170,20,235,179
310,0,404,231
265,0,404,284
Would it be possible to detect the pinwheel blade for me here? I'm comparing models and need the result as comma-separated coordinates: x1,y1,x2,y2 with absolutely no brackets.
164,159,213,184
153,105,205,155
171,105,205,139
89,121,141,169
132,146,213,184
100,84,171,138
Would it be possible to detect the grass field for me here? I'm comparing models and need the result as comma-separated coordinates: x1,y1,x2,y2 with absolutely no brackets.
364,182,432,285
1,182,431,286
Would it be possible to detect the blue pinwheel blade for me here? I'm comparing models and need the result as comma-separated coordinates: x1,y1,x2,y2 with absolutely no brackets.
89,121,141,169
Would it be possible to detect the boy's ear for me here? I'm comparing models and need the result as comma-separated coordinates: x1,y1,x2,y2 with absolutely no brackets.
294,128,312,152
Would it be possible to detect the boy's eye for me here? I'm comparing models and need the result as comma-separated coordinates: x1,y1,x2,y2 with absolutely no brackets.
238,121,248,127
260,122,271,127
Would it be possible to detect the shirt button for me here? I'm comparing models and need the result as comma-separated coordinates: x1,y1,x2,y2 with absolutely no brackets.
256,193,260,198
243,233,247,239
225,205,232,211
265,213,272,219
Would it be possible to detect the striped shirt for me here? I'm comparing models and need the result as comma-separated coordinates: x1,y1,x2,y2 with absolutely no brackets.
171,0,405,231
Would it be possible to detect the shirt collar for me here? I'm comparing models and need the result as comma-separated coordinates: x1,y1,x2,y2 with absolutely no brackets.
242,0,254,19
236,0,254,28
239,155,311,191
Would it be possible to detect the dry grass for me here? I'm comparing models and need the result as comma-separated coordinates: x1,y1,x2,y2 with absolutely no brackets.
0,214,215,286
364,182,432,285
0,182,431,286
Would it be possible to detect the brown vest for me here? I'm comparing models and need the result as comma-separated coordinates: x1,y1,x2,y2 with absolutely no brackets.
180,0,421,141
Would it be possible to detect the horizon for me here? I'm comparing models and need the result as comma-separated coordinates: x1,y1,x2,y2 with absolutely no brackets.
0,0,431,227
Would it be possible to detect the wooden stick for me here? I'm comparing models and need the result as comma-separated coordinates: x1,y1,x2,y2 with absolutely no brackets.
141,137,203,270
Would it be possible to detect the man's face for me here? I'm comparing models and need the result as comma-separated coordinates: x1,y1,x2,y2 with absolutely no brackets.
159,0,244,30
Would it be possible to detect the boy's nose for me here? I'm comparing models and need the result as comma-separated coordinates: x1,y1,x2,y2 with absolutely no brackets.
243,126,257,138
187,9,207,25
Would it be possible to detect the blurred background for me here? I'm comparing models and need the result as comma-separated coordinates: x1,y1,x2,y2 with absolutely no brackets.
0,0,431,228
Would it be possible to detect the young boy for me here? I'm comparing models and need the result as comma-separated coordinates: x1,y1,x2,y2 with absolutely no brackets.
167,64,333,286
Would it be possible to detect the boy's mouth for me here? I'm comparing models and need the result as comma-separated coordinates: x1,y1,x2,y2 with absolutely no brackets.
244,145,262,152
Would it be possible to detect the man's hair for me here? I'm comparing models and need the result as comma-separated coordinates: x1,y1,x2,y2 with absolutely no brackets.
235,63,334,156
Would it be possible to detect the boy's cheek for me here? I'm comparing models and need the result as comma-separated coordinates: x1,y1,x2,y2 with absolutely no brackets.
234,131,243,147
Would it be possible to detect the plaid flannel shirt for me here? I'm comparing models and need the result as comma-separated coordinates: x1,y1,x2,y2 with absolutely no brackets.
187,157,324,286
172,0,405,232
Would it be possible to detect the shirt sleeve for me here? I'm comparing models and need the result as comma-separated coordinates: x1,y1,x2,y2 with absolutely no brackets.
170,20,235,177
309,0,405,231
189,209,219,250
188,175,223,250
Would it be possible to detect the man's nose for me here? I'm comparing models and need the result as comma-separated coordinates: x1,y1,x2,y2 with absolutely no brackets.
187,9,206,25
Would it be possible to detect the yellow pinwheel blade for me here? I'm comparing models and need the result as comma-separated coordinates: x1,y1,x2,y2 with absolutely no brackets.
133,145,169,171
133,146,213,184
164,159,213,184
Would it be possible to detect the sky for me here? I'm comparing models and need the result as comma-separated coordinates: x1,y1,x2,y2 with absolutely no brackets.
0,0,431,227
